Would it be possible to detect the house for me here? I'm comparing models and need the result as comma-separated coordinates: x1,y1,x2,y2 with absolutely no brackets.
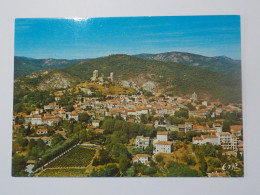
153,141,172,154
216,132,238,151
156,131,169,141
68,113,79,121
178,124,185,132
185,122,193,132
92,120,100,128
213,123,222,132
230,125,243,137
31,115,42,125
202,134,219,145
136,136,150,149
132,154,149,165
41,136,52,146
55,97,61,101
36,128,48,135
208,172,228,177
192,136,204,145
153,131,172,154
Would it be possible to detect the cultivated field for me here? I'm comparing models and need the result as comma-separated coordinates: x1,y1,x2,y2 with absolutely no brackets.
47,146,96,168
38,168,87,177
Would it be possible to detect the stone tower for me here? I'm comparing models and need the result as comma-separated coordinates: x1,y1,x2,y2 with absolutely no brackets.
191,92,198,102
91,70,98,81
110,72,114,81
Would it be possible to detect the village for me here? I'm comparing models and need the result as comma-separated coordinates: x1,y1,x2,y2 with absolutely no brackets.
12,70,243,177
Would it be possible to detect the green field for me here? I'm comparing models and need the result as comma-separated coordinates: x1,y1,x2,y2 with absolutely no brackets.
47,146,96,168
38,168,87,177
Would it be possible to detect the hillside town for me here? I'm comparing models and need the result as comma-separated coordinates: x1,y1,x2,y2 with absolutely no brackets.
12,70,243,177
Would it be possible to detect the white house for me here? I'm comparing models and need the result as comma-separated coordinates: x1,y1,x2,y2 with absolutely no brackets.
185,122,193,132
132,154,149,165
156,131,168,142
213,123,222,132
153,131,172,154
216,132,238,151
202,134,219,145
154,141,172,154
193,136,204,145
31,115,42,125
136,136,150,149
68,113,79,121
92,120,100,128
36,129,48,135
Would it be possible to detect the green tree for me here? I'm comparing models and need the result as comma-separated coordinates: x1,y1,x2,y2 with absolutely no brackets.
79,113,90,123
119,154,131,174
12,155,27,177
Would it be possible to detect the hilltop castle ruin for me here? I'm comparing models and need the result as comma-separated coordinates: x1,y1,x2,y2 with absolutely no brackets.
90,70,113,85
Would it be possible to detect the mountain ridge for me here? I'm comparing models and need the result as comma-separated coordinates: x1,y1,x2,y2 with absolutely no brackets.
134,51,241,76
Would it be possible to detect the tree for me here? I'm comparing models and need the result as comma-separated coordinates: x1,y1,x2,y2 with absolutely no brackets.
17,136,28,148
14,103,24,113
79,113,90,123
186,103,196,111
166,161,201,177
140,114,148,124
155,154,163,164
52,134,65,146
126,166,136,177
12,155,27,176
79,130,88,142
174,108,189,119
119,154,131,174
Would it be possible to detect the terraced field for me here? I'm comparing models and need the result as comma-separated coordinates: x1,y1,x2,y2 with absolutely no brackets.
47,146,96,168
38,168,87,177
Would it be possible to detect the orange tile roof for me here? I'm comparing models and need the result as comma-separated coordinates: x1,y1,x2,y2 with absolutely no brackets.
157,131,168,135
136,154,149,158
69,113,79,116
230,125,243,131
193,137,203,140
155,141,172,145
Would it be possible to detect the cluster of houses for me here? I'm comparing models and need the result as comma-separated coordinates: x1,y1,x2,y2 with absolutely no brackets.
13,75,243,170
192,124,243,152
133,131,173,165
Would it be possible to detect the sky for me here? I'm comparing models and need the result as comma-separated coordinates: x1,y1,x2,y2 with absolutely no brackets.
14,16,241,60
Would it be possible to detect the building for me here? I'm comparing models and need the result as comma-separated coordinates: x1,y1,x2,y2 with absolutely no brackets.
185,122,193,132
216,132,238,151
153,131,172,154
31,115,42,125
192,136,204,145
193,133,236,150
213,123,222,132
230,125,243,137
136,136,150,149
208,172,228,177
132,154,149,165
68,113,79,121
41,136,52,146
202,134,219,145
36,128,48,135
191,92,198,102
156,131,169,141
154,141,172,154
92,120,100,128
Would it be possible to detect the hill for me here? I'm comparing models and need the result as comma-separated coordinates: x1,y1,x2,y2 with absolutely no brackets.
14,56,86,79
14,69,80,93
61,54,242,103
134,52,241,76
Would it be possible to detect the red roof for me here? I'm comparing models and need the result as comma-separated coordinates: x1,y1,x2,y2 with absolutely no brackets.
157,131,168,135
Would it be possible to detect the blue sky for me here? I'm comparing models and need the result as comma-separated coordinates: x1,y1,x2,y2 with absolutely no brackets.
15,16,241,59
